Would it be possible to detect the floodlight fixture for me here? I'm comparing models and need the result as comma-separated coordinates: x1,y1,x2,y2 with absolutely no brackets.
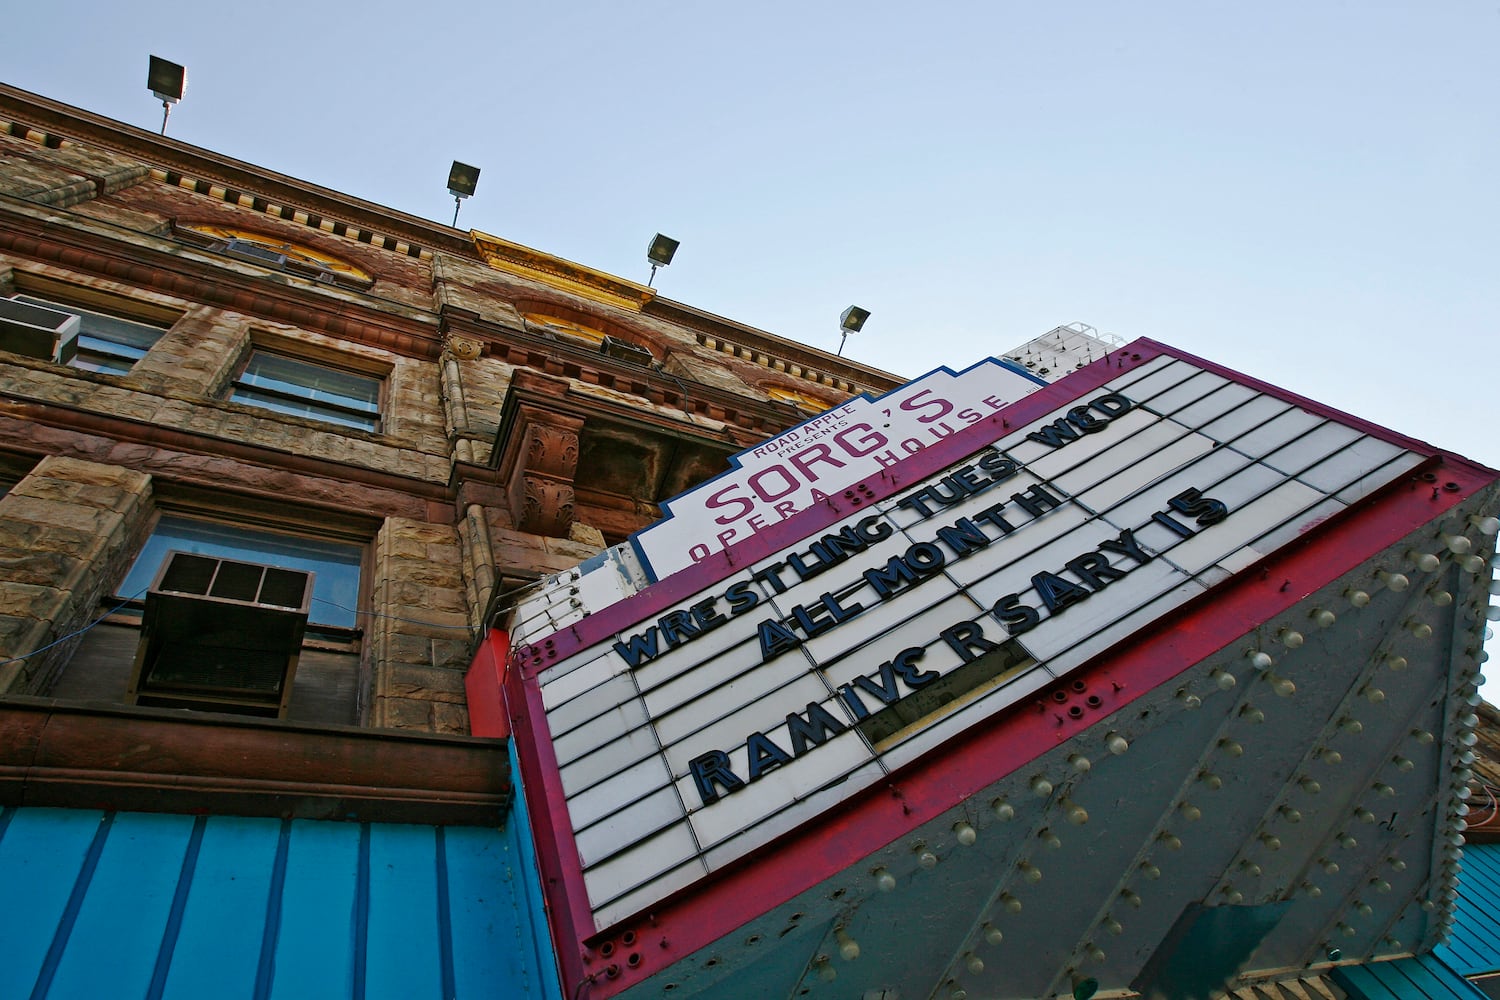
646,233,679,286
147,56,187,136
837,305,870,357
447,161,481,228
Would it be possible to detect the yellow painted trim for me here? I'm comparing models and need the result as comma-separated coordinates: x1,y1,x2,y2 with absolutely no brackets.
470,230,656,312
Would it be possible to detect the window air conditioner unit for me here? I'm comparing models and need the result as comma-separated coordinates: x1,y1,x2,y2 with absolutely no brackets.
600,335,653,366
127,551,314,718
0,296,81,363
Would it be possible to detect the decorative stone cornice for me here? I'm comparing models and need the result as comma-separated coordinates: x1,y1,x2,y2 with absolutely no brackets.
0,697,511,825
471,230,657,312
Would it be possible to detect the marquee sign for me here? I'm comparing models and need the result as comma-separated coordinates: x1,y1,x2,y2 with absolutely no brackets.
503,342,1432,937
629,357,1046,580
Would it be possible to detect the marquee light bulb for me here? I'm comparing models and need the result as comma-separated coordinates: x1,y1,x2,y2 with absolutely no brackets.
1140,861,1162,879
1180,802,1202,822
1280,806,1303,823
1211,668,1237,690
1062,799,1089,825
816,960,837,982
1199,771,1223,790
1242,704,1265,724
950,985,968,1000
1432,590,1453,607
1390,858,1407,871
1364,686,1385,703
1038,828,1062,850
1469,515,1499,535
1356,808,1376,824
873,867,897,892
1221,739,1245,757
1388,654,1408,671
954,822,977,847
1247,650,1274,671
1379,571,1410,592
1338,832,1358,849
1302,881,1322,898
1159,832,1182,851
1221,886,1244,905
1120,889,1142,908
965,954,984,975
1462,554,1486,573
1086,943,1106,963
1321,858,1340,874
1031,776,1053,798
1340,923,1357,938
1461,732,1479,747
836,928,860,961
1001,893,1023,913
1260,833,1282,851
1394,756,1414,772
1270,675,1297,698
1280,629,1305,649
1240,860,1262,877
1341,717,1364,735
1323,748,1344,765
1311,608,1337,628
1018,861,1042,883
1408,550,1441,573
1105,732,1129,755
1103,917,1123,936
1069,753,1091,773
1356,901,1374,916
1408,621,1433,639
1372,878,1392,894
1413,729,1435,745
993,798,1015,821
1347,588,1372,607
1374,782,1396,798
916,846,939,870
983,923,1004,945
1300,777,1322,794
1179,690,1202,710
1443,534,1474,555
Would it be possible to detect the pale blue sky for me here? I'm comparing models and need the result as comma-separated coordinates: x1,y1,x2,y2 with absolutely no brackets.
7,0,1500,684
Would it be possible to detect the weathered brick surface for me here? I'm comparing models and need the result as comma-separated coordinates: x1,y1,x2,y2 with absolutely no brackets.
0,457,152,694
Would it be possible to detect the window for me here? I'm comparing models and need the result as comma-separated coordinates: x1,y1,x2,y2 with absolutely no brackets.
767,386,835,415
175,224,374,289
55,515,366,722
119,515,363,628
229,350,382,432
12,294,166,373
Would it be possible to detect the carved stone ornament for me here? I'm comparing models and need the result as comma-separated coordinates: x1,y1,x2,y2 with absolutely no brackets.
443,334,484,360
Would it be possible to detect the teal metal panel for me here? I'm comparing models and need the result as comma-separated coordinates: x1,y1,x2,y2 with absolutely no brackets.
366,824,443,1000
0,805,563,1000
1336,955,1488,1000
46,811,197,1000
268,819,361,1000
160,815,283,1000
1438,843,1500,977
0,807,105,1000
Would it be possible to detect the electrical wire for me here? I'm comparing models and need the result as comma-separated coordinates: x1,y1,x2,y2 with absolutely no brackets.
0,589,146,666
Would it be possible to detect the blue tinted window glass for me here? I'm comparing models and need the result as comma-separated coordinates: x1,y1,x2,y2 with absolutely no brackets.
120,516,363,628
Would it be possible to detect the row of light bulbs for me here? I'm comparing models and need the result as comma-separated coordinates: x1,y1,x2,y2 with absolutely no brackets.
816,515,1498,995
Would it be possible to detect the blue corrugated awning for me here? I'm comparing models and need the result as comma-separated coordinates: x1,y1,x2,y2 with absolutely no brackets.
1436,843,1500,978
0,761,561,1000
1334,955,1488,1000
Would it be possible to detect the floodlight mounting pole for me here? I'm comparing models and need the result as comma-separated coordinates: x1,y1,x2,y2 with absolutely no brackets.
452,196,462,229
648,263,660,287
837,330,850,357
160,100,171,136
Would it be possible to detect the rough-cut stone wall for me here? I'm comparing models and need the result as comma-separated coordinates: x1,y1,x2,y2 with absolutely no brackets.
368,517,474,734
0,457,152,694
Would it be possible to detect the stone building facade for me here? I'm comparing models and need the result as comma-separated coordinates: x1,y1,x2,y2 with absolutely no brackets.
0,82,901,740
